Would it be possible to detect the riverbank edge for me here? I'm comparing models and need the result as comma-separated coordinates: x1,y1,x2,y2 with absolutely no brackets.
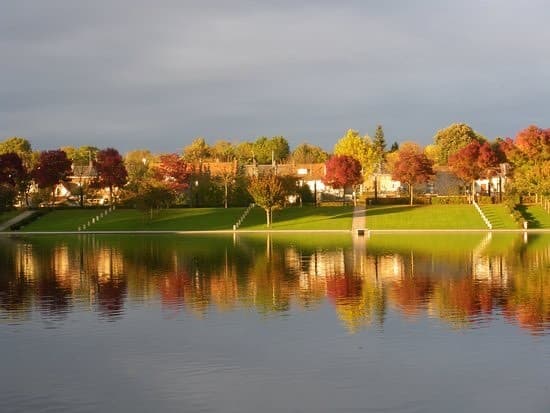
2,228,550,235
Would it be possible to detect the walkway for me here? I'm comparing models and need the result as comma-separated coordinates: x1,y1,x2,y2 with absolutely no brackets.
0,211,35,231
351,205,366,230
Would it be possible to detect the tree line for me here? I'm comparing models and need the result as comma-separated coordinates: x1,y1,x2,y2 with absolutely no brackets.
0,123,549,221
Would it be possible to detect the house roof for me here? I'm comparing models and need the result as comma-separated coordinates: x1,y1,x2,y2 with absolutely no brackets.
70,163,97,178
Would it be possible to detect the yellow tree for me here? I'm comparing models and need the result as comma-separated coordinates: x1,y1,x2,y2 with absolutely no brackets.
333,129,377,178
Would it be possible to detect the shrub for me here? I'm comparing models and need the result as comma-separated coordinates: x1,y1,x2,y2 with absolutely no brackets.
430,196,469,205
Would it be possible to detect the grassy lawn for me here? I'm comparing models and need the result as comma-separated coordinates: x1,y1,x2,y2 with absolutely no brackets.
21,209,105,231
479,204,519,229
93,208,245,230
240,206,354,230
365,204,486,229
20,207,246,231
0,210,22,225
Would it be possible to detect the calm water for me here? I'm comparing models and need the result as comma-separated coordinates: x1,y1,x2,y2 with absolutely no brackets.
0,233,549,413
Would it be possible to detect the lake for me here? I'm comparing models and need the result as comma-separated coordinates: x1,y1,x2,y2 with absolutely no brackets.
0,233,549,413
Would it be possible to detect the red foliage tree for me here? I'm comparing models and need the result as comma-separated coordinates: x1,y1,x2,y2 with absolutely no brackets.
95,148,128,204
323,155,362,205
0,152,26,187
0,152,28,208
448,141,499,200
391,146,434,205
154,153,192,193
514,125,550,161
32,150,72,204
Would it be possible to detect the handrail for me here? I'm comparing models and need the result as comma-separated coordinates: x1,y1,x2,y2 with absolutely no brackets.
78,206,114,231
472,200,492,230
233,203,255,230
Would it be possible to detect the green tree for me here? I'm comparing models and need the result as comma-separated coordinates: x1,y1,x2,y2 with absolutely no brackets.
247,172,287,227
290,143,328,164
135,182,175,220
433,123,485,165
183,137,211,162
252,136,290,164
124,150,155,195
373,125,386,170
211,140,235,162
234,141,255,164
62,146,99,164
0,137,31,156
334,129,377,177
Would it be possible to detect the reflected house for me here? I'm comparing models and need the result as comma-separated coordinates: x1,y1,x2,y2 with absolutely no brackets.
94,247,126,318
365,254,406,282
14,243,35,281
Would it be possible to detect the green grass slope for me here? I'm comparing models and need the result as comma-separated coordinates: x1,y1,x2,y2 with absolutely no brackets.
365,204,486,229
522,205,550,229
240,206,354,230
21,209,107,231
21,208,246,231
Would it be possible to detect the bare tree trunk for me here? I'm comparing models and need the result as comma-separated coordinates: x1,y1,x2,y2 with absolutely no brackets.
266,208,271,227
409,183,413,205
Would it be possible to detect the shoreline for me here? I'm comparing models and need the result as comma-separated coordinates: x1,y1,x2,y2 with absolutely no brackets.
2,228,550,236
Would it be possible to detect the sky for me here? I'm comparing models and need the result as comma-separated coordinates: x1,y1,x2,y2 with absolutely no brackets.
1,0,550,153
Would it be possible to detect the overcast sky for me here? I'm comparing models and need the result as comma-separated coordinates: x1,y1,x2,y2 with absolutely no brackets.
1,0,549,153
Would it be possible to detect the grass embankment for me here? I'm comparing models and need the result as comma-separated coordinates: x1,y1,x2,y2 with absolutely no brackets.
479,204,518,229
240,206,353,230
520,205,550,229
365,204,486,229
21,208,246,231
20,209,105,231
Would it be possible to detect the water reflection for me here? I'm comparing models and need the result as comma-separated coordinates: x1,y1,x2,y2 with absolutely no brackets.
0,233,548,335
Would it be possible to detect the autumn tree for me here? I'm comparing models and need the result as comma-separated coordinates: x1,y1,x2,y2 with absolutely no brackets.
391,144,434,205
154,153,192,203
290,143,328,164
247,171,287,227
448,141,499,201
95,148,128,205
31,150,72,205
433,123,485,165
334,129,377,177
324,155,363,205
506,125,550,200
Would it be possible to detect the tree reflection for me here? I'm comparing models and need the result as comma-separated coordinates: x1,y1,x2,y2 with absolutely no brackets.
0,233,547,335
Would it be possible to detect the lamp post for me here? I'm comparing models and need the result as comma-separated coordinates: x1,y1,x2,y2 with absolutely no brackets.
195,180,199,207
